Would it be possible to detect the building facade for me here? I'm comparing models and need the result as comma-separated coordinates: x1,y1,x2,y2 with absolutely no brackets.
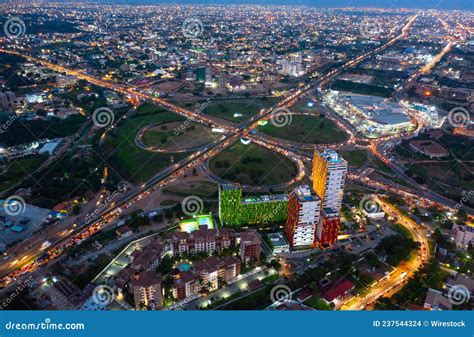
130,271,163,310
316,208,341,246
286,185,321,247
218,184,288,226
451,224,474,250
312,149,347,213
240,229,261,265
171,256,241,300
166,227,236,256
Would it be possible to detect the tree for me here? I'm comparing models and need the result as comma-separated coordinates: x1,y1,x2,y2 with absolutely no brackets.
268,259,282,272
72,204,81,215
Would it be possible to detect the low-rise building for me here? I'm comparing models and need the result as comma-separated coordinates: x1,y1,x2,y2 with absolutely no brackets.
268,232,290,254
130,241,165,271
130,271,163,310
166,226,236,256
240,229,261,265
409,140,449,158
171,255,241,300
423,288,452,310
451,224,474,250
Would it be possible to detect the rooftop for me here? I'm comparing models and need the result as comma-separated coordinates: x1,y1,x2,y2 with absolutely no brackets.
242,194,287,204
268,232,289,247
318,148,346,163
292,184,320,202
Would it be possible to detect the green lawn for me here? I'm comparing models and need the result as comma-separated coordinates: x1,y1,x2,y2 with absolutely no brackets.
407,161,474,205
0,156,46,191
142,122,217,151
203,98,278,122
304,296,332,310
259,115,348,144
101,103,188,182
209,142,297,186
330,80,393,98
340,149,368,168
369,156,394,174
162,181,218,199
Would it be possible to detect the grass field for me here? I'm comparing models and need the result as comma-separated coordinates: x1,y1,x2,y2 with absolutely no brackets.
203,98,278,122
407,161,474,203
0,156,46,191
259,114,348,144
394,133,474,206
369,156,394,174
162,181,218,198
102,103,188,182
142,122,217,151
340,149,368,168
209,142,297,186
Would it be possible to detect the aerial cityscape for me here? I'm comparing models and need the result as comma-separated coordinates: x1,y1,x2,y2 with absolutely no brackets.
0,1,473,313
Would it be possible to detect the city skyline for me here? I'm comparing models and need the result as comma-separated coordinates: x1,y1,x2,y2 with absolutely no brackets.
80,0,474,11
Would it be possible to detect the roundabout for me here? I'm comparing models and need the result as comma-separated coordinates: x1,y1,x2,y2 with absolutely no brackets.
205,141,305,191
136,121,218,153
258,113,349,147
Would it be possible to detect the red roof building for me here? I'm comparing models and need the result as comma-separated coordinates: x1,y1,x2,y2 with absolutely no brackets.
323,279,355,302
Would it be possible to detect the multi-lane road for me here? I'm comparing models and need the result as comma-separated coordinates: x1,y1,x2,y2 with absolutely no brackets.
340,198,430,310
